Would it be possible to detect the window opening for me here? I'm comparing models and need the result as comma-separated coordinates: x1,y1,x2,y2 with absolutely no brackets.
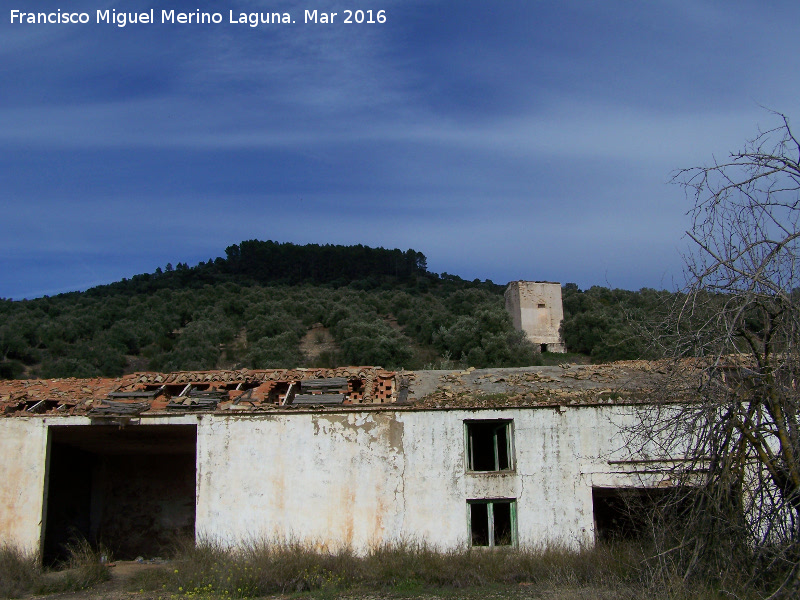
470,502,489,546
465,420,513,471
468,499,516,547
540,343,548,353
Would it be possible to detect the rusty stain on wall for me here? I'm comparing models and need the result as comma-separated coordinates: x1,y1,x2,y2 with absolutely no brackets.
0,419,48,554
0,362,703,556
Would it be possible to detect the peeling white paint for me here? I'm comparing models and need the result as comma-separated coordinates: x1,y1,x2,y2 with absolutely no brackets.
0,418,48,554
0,406,656,555
195,407,646,551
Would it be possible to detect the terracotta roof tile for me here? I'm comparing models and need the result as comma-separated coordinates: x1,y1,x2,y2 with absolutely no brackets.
0,367,398,416
0,360,711,417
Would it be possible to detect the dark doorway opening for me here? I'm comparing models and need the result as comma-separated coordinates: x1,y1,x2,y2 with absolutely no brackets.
540,344,548,353
592,487,688,542
43,424,196,565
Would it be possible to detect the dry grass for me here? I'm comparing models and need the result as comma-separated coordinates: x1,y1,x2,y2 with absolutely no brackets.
0,545,40,599
145,539,758,599
0,539,111,598
45,538,111,592
3,539,761,599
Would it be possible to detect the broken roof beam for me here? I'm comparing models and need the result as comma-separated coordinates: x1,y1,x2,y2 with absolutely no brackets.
25,400,51,413
281,382,296,406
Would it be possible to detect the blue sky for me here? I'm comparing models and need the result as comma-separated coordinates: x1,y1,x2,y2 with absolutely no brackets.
2,0,799,299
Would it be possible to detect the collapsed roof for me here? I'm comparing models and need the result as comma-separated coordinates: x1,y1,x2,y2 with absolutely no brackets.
0,360,702,417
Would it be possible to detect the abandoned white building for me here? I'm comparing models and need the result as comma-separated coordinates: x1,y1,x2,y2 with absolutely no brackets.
505,281,566,353
0,362,689,563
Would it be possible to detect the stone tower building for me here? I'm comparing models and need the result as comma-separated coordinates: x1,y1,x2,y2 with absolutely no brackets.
504,281,565,353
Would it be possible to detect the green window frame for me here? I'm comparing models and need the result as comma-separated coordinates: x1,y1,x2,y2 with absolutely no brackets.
464,419,514,472
468,499,517,547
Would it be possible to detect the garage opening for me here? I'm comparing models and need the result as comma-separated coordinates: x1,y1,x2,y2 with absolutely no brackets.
592,487,689,542
43,424,196,565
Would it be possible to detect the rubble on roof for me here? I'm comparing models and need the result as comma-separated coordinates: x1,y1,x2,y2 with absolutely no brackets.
0,367,396,416
0,361,703,417
409,360,702,409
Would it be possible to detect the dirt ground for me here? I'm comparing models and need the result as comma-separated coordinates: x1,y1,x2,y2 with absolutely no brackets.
298,324,339,362
36,562,170,600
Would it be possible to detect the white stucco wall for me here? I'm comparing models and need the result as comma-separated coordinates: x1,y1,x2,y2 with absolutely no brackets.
0,405,658,555
0,418,49,553
195,405,645,551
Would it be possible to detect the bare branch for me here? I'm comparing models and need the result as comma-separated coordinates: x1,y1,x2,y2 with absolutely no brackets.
635,112,800,596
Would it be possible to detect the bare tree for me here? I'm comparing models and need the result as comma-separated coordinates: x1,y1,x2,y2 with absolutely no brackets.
638,113,800,596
